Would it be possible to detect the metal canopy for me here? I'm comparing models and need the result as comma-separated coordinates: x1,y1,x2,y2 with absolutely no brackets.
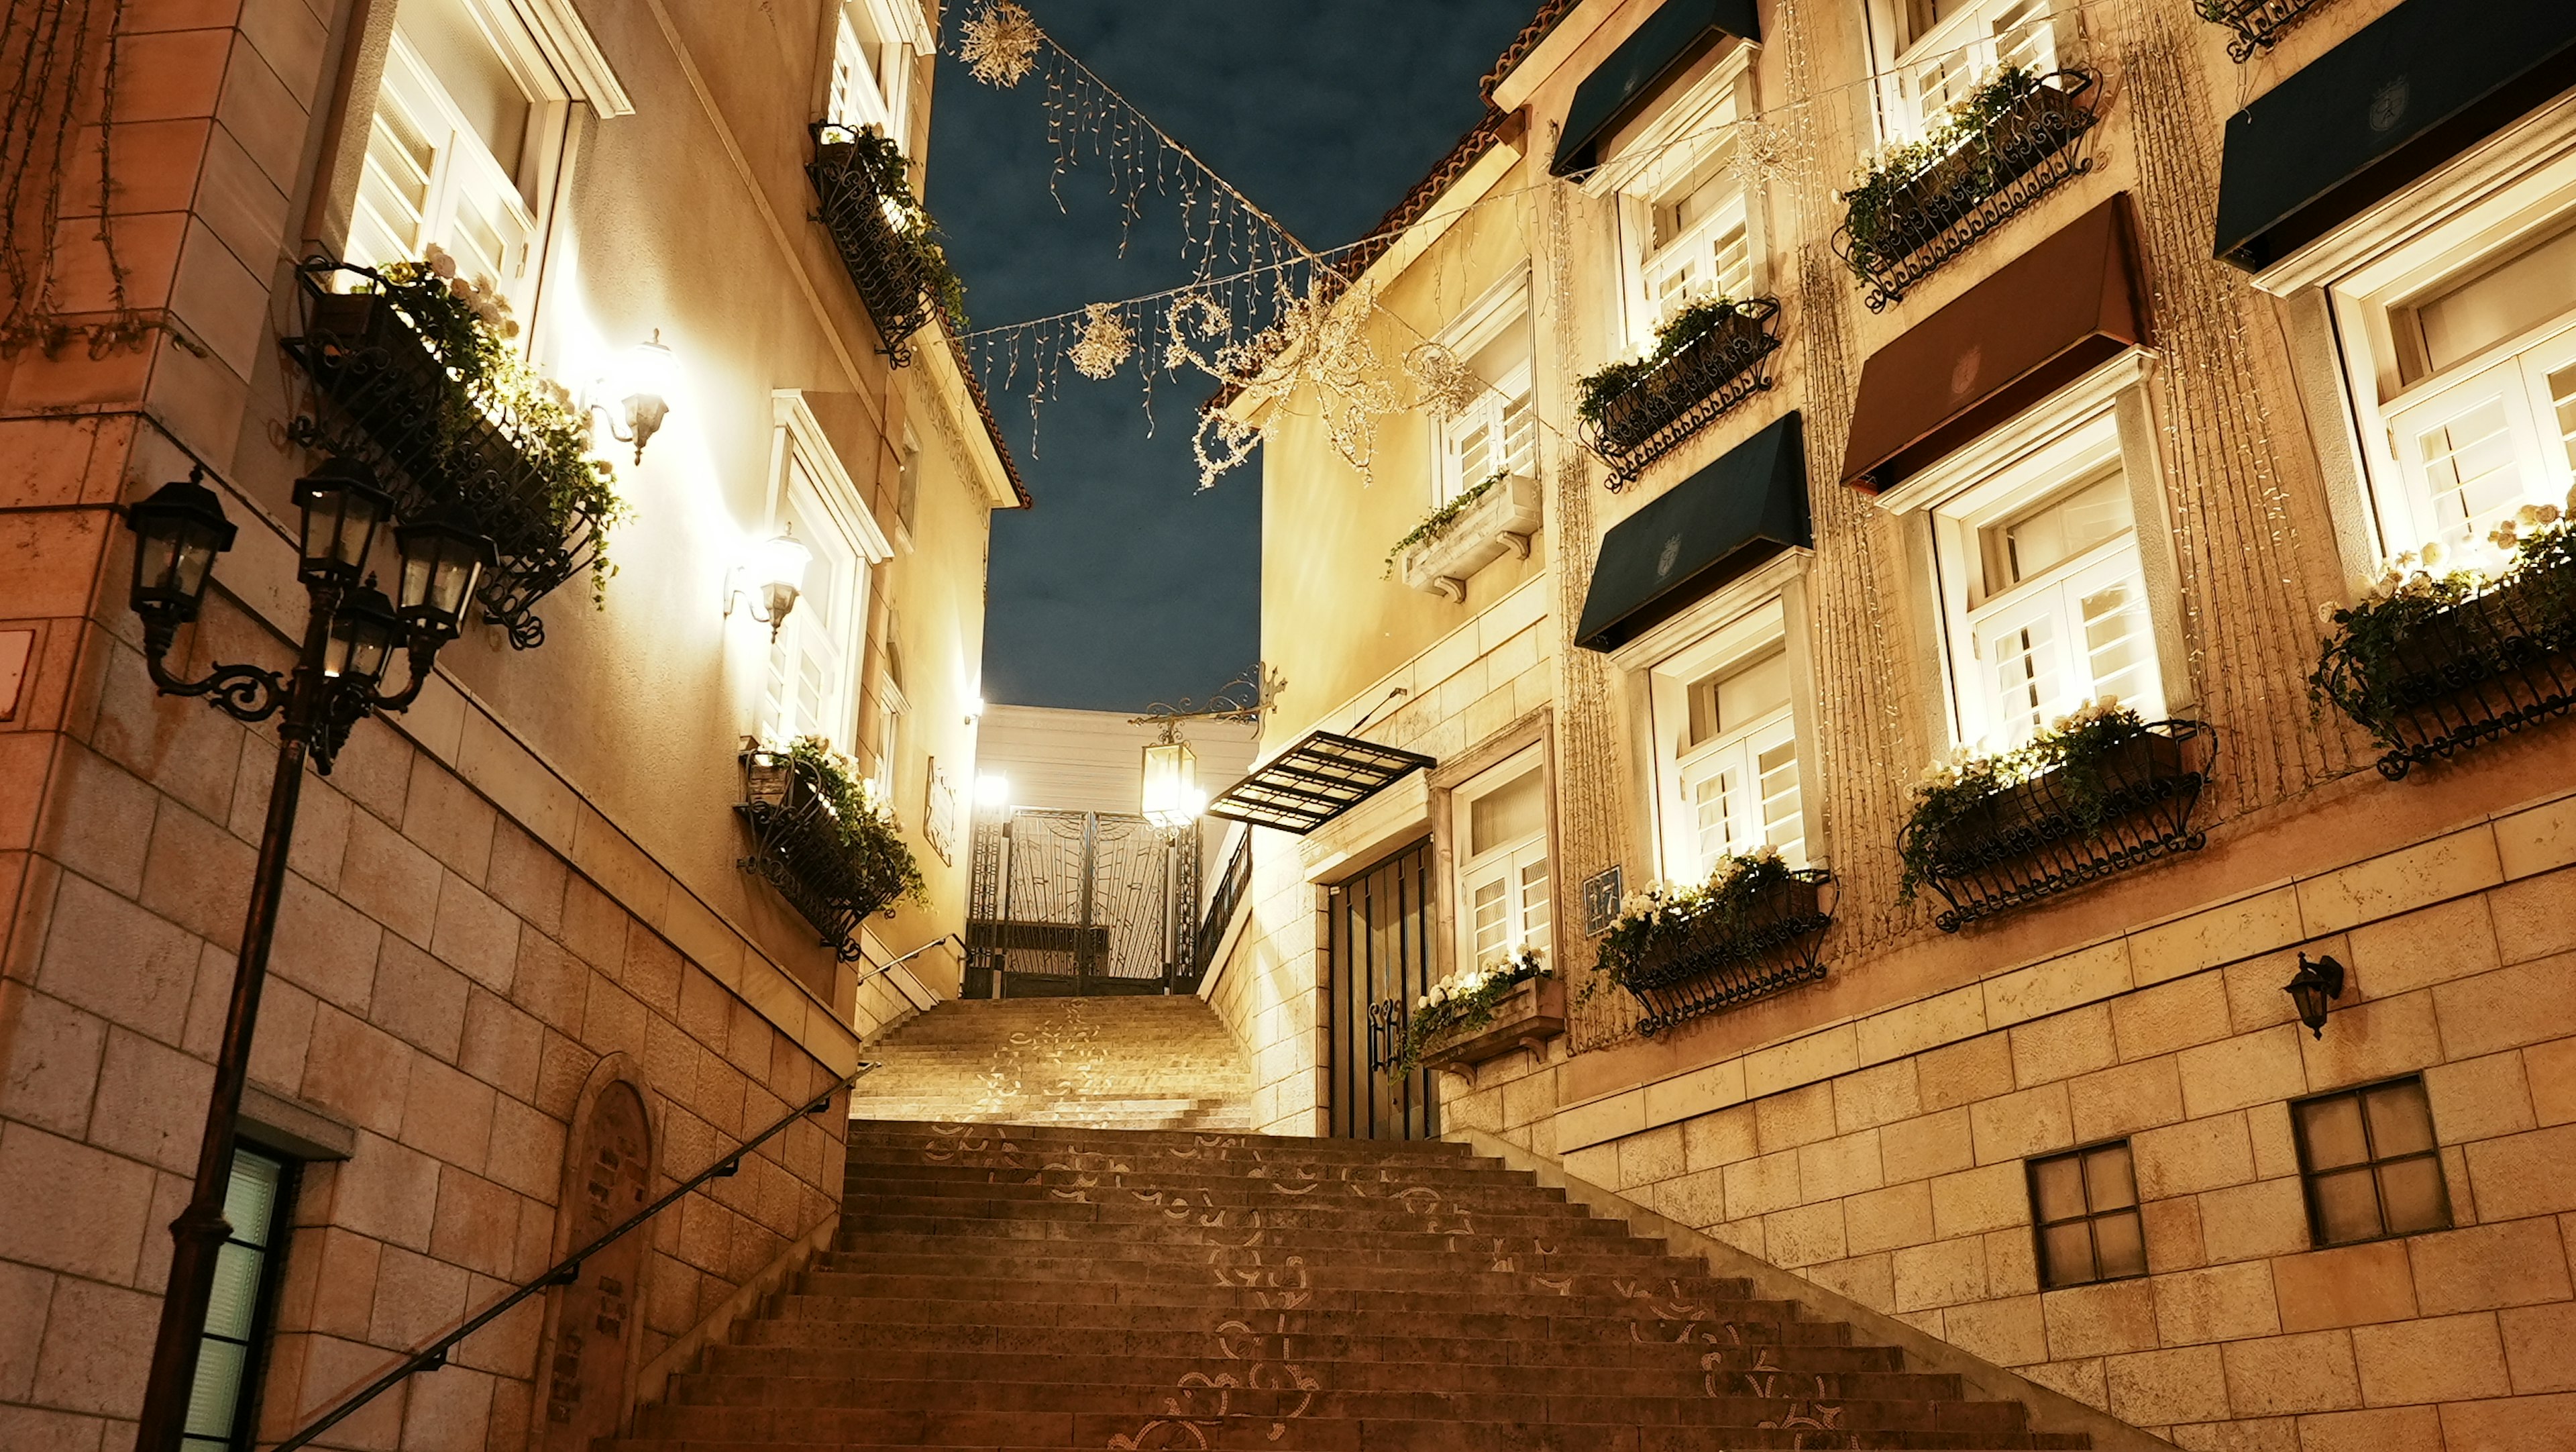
1576,409,1809,654
1550,0,1761,177
1203,730,1436,835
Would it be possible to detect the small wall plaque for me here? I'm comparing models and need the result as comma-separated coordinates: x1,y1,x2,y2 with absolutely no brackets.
1581,864,1624,937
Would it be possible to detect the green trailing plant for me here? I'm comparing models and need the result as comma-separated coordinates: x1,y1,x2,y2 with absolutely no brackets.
1897,699,2152,902
1595,847,1799,988
1574,296,1766,424
774,735,929,910
1383,471,1507,576
372,247,629,602
1393,949,1550,1074
1837,64,2051,278
833,125,971,331
2310,500,2576,747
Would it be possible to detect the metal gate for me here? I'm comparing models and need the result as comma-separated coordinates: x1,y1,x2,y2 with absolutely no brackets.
965,809,1201,997
1328,839,1440,1141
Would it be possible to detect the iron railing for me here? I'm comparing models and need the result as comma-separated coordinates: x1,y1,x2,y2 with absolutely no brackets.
2197,0,2336,61
2313,567,2576,780
1193,826,1252,980
1610,870,1835,1038
270,1070,863,1451
280,259,610,650
808,123,936,366
737,751,915,962
1833,68,2102,312
1582,299,1784,491
1903,720,2214,932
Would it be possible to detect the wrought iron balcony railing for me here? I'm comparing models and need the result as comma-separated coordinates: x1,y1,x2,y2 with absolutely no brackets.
1612,870,1835,1039
1580,298,1783,491
2313,567,2576,781
1833,69,2102,313
737,751,913,961
281,260,609,649
1902,720,2213,933
808,124,938,366
2197,0,2337,62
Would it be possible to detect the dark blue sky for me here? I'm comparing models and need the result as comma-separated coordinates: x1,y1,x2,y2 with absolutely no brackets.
928,1,1538,713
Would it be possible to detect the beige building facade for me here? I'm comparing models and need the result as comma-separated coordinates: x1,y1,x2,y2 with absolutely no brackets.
0,0,1018,1446
1205,0,2576,1445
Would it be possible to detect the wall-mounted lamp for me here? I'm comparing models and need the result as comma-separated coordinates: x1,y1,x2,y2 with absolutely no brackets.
600,331,676,464
964,696,987,726
973,773,1010,809
724,527,812,641
2284,953,2346,1039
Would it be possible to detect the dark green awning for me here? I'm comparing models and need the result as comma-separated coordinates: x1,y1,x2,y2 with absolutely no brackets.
1549,0,1761,178
2214,0,2576,271
1576,411,1807,653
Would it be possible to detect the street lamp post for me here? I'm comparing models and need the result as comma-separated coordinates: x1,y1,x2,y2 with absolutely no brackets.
123,461,493,1452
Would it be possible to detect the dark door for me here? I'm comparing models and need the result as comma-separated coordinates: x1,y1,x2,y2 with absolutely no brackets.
1328,839,1439,1140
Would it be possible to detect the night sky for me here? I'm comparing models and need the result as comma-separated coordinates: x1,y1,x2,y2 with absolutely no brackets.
926,1,1539,713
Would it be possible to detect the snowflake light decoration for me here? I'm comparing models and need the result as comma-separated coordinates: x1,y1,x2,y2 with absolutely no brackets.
959,3,1040,88
1405,342,1483,421
1171,278,1396,488
1067,302,1134,379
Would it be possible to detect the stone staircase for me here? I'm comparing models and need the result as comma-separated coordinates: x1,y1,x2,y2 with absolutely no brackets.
612,1119,2096,1449
846,996,1257,1131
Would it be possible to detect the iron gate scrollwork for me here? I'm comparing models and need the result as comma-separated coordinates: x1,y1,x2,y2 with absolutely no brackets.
965,808,1201,996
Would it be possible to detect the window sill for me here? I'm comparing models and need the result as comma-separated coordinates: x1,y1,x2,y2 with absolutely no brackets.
1399,472,1544,601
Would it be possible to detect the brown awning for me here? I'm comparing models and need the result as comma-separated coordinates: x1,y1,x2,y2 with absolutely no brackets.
1840,195,2147,492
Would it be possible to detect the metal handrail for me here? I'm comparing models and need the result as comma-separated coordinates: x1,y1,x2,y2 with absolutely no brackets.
270,1066,869,1451
1193,826,1253,976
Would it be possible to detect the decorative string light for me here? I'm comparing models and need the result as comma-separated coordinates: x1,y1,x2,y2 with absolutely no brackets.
1067,301,1134,378
1405,342,1484,422
957,1,1040,87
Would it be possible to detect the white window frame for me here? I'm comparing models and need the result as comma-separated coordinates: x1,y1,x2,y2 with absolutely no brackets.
826,0,930,151
1585,44,1766,357
1876,348,2190,754
2251,94,2576,581
1864,0,2074,147
1651,601,1808,878
758,392,896,750
1428,269,1536,506
1608,552,1827,884
343,0,631,322
1452,747,1553,975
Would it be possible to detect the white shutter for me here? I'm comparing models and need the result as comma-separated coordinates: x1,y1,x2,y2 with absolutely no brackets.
1974,585,2068,748
2391,360,2548,556
2066,550,2161,717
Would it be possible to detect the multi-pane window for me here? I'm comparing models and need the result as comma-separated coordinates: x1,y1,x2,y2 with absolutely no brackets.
347,0,541,304
1878,0,2064,142
1965,465,2161,746
2378,221,2576,558
2292,1078,2451,1247
182,1146,297,1452
1642,160,1754,327
2027,1140,2145,1289
762,452,867,748
1677,646,1805,872
828,1,912,147
1438,299,1536,504
1458,760,1551,972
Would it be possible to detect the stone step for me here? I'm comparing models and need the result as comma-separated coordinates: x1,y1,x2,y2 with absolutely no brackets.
700,1339,1931,1386
837,1157,1534,1190
769,1292,1835,1338
729,1316,1900,1367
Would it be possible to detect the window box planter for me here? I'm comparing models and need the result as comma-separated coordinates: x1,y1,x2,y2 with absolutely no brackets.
1580,297,1782,490
1399,472,1543,600
808,125,939,365
2197,0,2336,61
1415,976,1565,1073
281,261,609,650
1608,868,1833,1039
1901,720,2213,933
2312,565,2576,781
1833,69,2102,313
735,748,916,962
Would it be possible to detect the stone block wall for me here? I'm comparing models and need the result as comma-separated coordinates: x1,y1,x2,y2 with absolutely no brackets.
1442,777,2576,1449
2,573,857,1450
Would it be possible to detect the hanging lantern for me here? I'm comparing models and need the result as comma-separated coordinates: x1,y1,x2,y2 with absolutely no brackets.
1140,737,1198,829
2282,953,2346,1039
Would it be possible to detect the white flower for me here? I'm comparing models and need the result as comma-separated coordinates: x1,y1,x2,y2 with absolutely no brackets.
2420,540,2448,569
2317,601,2341,627
448,276,473,300
2517,503,2556,529
423,244,457,278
